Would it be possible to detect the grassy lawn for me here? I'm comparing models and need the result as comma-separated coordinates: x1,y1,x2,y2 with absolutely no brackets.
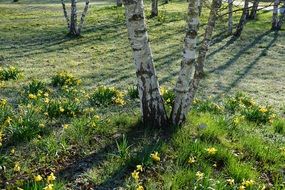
1,1,285,189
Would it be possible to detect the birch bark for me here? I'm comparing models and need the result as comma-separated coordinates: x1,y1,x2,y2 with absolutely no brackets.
171,0,200,126
70,0,79,35
122,0,168,127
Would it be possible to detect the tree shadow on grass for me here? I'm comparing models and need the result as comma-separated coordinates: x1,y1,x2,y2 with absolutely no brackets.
207,30,273,74
212,30,279,100
57,121,178,189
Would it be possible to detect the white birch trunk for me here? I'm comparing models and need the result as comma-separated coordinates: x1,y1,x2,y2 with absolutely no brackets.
78,0,90,34
70,0,79,35
122,0,168,127
272,0,280,30
61,0,70,29
228,0,233,34
171,0,200,126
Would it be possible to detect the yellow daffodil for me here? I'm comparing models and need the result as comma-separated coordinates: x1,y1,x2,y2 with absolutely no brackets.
196,171,204,180
59,107,64,112
39,123,45,128
28,94,37,100
44,98,50,104
150,151,160,162
259,106,268,113
43,184,54,190
5,116,12,125
239,185,246,190
226,178,235,186
10,148,15,155
206,147,217,155
136,185,144,190
63,124,69,129
44,92,49,97
242,179,255,187
131,170,140,181
14,162,20,172
188,156,196,164
47,172,56,183
136,165,143,172
34,174,43,182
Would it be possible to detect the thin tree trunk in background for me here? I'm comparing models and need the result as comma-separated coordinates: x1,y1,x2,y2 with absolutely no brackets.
164,0,169,4
117,0,123,7
122,0,168,127
248,0,259,19
228,0,233,34
272,0,280,30
171,0,200,126
151,0,158,17
196,0,221,77
277,2,285,29
61,0,70,29
198,0,203,16
70,0,79,35
78,0,90,34
234,0,249,37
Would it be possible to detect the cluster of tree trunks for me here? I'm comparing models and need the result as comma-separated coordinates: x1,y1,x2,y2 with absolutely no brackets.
272,0,285,30
122,0,221,127
61,0,90,36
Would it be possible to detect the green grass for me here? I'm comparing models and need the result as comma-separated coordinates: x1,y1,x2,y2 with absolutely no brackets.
1,1,285,189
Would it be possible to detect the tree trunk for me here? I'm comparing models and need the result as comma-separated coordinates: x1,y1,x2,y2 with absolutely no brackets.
228,0,233,34
61,0,70,29
122,0,168,127
78,0,90,34
171,0,200,126
272,0,280,30
117,0,123,7
70,0,79,36
198,0,203,16
277,2,285,29
234,0,249,37
164,0,169,4
196,0,221,77
151,0,158,17
248,0,259,19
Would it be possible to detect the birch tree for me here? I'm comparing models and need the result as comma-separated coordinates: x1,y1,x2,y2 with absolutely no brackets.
122,0,168,127
122,0,220,127
61,0,90,36
228,0,233,34
272,0,280,30
234,0,249,37
170,0,200,125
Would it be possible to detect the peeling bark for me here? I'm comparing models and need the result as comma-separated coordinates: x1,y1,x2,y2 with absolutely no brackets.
123,0,168,127
228,0,233,34
171,0,200,126
234,0,249,37
272,0,280,30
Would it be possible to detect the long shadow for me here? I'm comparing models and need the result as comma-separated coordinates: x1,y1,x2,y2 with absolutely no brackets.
57,121,178,189
207,30,273,74
215,31,279,98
